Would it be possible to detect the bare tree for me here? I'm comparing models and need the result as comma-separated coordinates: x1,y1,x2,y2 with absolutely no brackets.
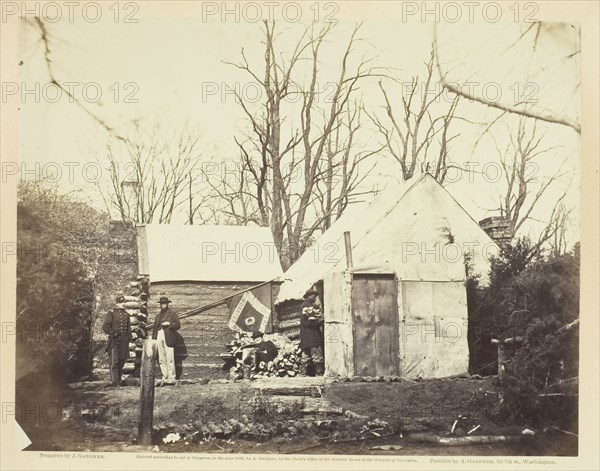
98,123,203,224
432,23,579,254
312,102,382,232
25,17,126,139
218,21,383,267
187,172,214,225
434,22,581,134
26,18,210,225
368,47,460,183
491,118,570,254
544,201,572,257
200,157,262,226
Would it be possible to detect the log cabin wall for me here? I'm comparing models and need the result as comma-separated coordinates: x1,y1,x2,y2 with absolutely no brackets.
275,299,303,341
92,222,285,381
150,281,281,380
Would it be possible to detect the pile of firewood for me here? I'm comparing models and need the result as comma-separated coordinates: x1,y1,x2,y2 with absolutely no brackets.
119,276,150,376
222,334,303,379
255,343,302,378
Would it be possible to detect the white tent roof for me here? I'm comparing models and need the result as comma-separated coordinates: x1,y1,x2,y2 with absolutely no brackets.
138,224,283,283
276,173,499,303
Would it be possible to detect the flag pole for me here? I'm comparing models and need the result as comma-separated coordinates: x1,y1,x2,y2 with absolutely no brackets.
177,277,283,320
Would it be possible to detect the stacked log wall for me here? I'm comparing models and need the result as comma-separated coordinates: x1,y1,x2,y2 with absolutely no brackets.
151,281,281,380
275,299,303,341
91,220,139,378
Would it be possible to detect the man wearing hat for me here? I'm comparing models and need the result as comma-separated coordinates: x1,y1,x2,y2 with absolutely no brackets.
152,296,181,385
299,289,324,376
102,295,131,387
242,331,278,379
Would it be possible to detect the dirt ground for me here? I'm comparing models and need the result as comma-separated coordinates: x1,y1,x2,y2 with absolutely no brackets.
16,375,577,456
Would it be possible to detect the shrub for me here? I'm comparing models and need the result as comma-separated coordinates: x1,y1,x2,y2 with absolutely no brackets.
17,180,109,381
467,238,579,427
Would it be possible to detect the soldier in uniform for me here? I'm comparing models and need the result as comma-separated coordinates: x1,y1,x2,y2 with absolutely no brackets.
299,289,325,376
103,295,131,387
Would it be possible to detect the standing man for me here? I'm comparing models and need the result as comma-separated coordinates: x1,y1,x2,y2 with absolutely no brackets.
299,289,324,376
103,295,131,387
152,296,181,385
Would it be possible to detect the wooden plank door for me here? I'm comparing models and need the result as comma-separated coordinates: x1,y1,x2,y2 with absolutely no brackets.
352,274,399,376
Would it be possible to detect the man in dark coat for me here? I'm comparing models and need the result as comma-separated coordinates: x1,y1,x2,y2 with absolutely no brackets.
103,295,131,387
152,296,181,385
299,289,324,376
243,331,278,378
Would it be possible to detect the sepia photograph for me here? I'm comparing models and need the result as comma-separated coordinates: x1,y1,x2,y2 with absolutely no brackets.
0,1,598,469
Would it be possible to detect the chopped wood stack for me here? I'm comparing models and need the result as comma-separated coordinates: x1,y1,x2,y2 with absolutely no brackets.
119,276,150,376
256,342,302,378
223,333,302,380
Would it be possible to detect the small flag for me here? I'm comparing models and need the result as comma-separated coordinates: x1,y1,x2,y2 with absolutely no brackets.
228,283,273,333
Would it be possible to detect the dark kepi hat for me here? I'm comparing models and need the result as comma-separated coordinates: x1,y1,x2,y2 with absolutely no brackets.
115,295,125,303
303,289,319,299
158,296,171,304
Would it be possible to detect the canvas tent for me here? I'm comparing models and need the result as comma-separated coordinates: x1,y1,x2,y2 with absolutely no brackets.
275,173,499,379
277,173,498,303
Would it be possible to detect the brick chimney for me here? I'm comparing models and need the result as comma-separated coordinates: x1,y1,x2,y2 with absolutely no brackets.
479,216,512,249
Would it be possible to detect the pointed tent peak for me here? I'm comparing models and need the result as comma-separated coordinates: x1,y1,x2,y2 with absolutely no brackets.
276,171,500,303
346,172,440,241
422,170,438,181
375,171,441,203
420,174,500,250
401,172,499,249
275,173,456,304
410,170,442,188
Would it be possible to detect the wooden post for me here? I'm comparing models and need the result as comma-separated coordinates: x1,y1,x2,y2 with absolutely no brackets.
491,338,504,402
138,339,157,445
497,342,506,403
344,231,353,269
491,337,522,403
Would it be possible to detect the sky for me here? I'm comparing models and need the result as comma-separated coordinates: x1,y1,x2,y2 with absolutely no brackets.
15,2,582,248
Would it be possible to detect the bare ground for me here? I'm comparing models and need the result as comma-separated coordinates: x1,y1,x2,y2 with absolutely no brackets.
16,375,577,456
